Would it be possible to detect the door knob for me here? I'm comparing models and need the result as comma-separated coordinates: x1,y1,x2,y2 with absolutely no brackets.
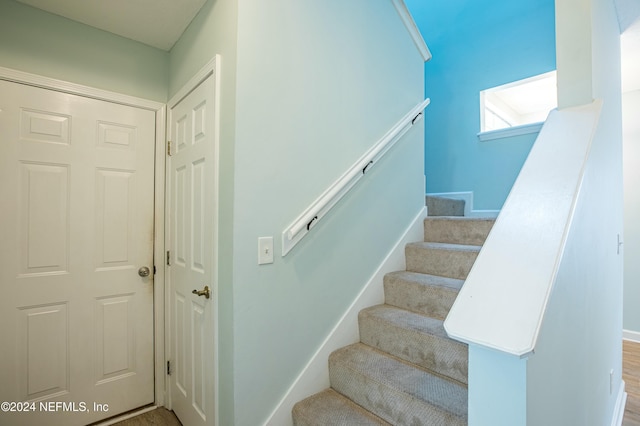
138,266,151,277
192,286,211,299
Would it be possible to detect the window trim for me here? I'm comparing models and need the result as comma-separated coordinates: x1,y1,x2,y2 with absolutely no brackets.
477,121,544,142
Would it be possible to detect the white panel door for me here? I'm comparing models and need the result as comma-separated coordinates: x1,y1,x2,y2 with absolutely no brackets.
168,73,216,426
0,80,155,426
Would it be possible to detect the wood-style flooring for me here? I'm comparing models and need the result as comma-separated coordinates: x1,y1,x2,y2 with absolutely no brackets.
624,340,640,426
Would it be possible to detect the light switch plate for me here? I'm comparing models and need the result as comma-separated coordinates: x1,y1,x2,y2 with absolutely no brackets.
258,236,274,265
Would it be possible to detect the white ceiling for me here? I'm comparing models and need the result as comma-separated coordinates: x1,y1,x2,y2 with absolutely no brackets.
15,0,207,51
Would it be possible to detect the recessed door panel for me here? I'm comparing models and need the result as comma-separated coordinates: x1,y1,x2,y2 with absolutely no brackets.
191,300,206,419
18,303,69,400
20,162,69,276
97,121,136,150
175,292,187,396
95,295,135,382
193,101,207,143
175,166,187,267
192,158,205,273
176,114,188,153
20,109,71,145
96,169,135,268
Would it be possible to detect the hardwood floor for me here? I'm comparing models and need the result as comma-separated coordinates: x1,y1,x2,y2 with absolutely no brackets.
624,340,640,426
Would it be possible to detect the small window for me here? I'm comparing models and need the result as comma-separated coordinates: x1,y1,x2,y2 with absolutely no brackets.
480,71,557,133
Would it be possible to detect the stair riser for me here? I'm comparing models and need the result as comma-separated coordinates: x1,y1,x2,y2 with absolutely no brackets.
406,246,479,280
329,354,466,426
359,313,468,384
426,196,465,217
384,276,459,320
424,218,495,245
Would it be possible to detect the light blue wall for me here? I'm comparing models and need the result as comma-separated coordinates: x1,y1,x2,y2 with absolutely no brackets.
624,90,640,334
231,1,424,424
468,346,527,426
0,0,168,102
405,0,556,210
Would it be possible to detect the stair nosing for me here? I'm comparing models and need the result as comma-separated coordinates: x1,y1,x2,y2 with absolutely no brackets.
408,241,482,251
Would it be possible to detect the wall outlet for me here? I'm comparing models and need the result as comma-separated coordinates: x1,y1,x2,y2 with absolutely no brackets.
258,237,274,265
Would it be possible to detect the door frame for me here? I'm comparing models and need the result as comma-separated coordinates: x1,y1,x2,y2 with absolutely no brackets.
165,55,221,426
0,66,168,407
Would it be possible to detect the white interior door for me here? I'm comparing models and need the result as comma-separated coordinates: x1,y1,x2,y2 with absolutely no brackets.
168,72,217,426
0,80,156,426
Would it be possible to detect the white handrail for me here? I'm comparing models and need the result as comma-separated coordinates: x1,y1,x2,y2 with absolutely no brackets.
282,98,430,256
444,100,602,356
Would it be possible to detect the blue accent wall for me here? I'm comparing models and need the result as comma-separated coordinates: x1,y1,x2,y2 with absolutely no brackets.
406,0,556,210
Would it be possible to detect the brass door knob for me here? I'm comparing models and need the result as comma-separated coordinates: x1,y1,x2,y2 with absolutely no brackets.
192,286,211,299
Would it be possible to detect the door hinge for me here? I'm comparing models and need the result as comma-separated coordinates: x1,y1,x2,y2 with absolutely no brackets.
166,250,171,266
167,360,171,376
167,140,172,156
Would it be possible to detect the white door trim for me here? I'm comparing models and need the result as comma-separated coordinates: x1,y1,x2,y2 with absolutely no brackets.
0,66,168,408
166,55,221,426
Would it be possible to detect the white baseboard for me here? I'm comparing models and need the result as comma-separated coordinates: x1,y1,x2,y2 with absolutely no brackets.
611,380,627,426
426,191,500,218
623,329,640,343
263,206,427,426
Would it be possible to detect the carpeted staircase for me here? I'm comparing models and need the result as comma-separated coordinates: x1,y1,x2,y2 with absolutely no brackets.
292,216,495,425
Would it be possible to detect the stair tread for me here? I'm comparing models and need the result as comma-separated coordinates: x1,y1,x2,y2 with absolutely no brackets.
292,389,391,426
330,343,467,419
